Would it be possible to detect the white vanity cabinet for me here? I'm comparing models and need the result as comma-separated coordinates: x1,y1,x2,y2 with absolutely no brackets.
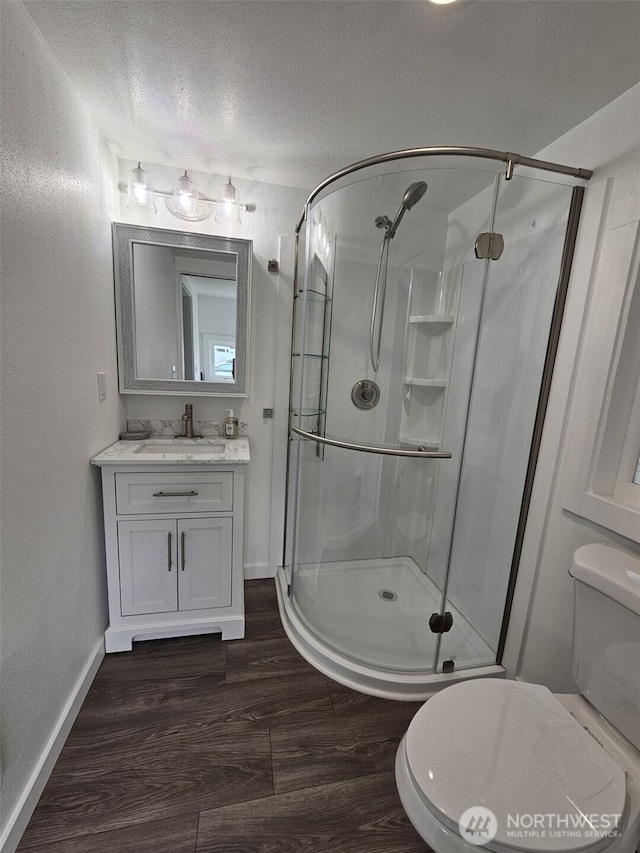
116,516,232,616
92,443,249,652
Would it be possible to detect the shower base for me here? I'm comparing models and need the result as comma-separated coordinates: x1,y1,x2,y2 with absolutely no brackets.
276,556,505,701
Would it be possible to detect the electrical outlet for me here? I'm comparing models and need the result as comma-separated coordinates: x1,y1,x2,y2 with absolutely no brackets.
97,372,107,401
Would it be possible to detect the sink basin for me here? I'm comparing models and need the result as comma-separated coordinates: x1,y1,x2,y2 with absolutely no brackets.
134,439,226,455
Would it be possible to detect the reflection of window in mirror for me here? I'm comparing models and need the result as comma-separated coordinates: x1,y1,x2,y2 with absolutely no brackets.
201,337,235,382
211,343,235,382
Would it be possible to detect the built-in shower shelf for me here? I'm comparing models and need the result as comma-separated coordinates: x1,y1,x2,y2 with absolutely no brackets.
409,314,455,329
403,378,448,389
398,434,441,450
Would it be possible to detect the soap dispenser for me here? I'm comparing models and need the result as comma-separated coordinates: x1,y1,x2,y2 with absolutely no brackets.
224,409,238,439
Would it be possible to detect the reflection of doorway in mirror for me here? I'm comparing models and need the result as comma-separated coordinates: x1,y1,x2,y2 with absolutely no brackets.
181,286,195,380
203,336,235,382
178,273,236,381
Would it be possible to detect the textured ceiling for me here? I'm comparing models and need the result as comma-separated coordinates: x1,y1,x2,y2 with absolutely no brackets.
24,0,640,190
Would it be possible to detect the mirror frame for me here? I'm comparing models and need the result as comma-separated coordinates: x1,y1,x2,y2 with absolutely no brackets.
112,223,252,396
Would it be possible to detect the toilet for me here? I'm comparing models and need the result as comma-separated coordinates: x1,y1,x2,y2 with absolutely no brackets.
396,544,640,853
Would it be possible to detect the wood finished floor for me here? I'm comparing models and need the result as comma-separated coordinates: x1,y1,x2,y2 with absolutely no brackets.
17,579,429,853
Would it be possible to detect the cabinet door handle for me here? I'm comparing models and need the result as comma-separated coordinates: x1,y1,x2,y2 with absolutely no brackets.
181,531,186,571
168,532,172,571
152,490,199,497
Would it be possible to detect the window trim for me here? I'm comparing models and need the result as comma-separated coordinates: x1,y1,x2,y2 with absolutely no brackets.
562,166,640,544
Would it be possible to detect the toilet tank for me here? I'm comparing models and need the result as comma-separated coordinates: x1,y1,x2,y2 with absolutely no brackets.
572,543,640,752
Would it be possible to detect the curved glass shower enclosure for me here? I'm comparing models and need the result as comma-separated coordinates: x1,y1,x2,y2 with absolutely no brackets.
279,148,590,699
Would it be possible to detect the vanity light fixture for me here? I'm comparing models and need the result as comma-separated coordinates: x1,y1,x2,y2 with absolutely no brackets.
122,164,251,224
214,178,243,226
126,163,157,213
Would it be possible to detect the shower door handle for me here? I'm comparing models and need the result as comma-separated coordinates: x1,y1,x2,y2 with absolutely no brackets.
291,426,452,458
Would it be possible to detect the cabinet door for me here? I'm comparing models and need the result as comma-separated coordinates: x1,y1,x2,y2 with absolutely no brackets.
118,519,178,615
177,517,232,610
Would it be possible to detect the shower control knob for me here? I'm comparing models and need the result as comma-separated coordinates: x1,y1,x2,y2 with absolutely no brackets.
351,379,380,410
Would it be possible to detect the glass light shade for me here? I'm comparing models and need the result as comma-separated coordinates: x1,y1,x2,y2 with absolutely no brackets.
215,178,242,225
126,163,157,213
174,171,199,217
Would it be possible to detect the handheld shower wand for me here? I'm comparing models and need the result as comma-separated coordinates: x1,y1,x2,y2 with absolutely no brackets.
387,181,428,239
370,181,428,371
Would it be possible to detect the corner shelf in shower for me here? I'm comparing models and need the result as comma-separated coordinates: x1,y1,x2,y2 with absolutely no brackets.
398,270,460,456
290,253,334,462
408,314,455,331
291,408,325,419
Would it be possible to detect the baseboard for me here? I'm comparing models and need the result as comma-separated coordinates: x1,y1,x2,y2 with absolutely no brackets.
0,637,105,853
244,562,276,580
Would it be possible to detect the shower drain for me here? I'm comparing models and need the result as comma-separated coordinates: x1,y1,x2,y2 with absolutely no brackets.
378,589,398,602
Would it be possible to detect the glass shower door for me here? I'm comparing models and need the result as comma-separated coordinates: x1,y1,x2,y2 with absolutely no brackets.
435,172,580,673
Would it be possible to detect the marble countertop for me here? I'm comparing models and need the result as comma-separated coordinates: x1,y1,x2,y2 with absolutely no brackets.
92,436,250,466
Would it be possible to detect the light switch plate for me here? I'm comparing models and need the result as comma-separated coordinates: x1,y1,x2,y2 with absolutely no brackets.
97,372,107,401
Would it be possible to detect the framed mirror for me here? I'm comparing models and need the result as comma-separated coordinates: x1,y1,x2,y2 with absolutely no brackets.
112,223,252,396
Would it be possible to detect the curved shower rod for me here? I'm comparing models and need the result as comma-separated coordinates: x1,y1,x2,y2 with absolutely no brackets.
294,145,592,232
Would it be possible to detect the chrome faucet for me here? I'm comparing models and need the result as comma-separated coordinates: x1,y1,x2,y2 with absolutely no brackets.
182,404,194,437
176,404,202,438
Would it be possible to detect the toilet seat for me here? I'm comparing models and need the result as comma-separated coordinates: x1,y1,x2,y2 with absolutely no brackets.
403,679,627,853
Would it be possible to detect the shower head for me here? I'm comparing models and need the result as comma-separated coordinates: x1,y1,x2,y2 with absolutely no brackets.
403,181,428,210
387,180,428,238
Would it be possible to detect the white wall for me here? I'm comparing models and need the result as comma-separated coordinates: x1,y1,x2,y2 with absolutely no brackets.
116,160,308,576
0,3,125,849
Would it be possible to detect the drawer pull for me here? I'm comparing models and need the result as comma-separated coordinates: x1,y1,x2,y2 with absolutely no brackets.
168,532,172,571
181,531,186,571
152,490,199,497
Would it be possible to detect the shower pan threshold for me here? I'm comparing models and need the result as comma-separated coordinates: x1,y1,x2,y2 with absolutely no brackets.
276,559,505,701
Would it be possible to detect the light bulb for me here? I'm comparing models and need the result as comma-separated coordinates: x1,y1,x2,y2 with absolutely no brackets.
215,178,242,225
173,171,198,217
223,178,236,203
126,163,156,213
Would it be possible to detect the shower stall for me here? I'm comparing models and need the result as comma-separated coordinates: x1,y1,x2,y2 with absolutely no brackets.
278,147,591,700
